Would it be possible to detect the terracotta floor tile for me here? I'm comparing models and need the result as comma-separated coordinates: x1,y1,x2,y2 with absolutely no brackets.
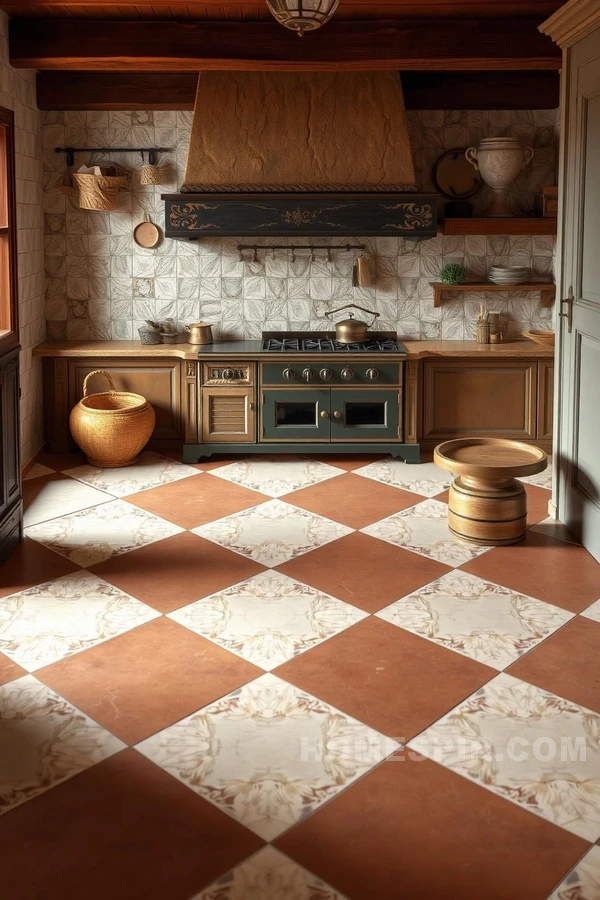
276,617,493,739
525,484,552,527
0,536,80,598
0,650,26,686
89,531,265,613
508,616,600,712
38,617,261,744
461,531,600,613
285,472,421,529
127,473,265,528
277,531,450,613
0,749,263,900
276,757,587,900
35,449,86,472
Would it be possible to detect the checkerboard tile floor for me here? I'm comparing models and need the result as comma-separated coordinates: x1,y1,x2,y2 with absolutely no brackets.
1,451,600,900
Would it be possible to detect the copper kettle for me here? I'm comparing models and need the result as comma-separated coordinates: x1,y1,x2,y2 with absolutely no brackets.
186,322,213,345
325,304,380,344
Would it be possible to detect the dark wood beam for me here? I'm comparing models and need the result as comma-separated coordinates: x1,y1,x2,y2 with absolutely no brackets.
36,70,560,110
11,18,561,72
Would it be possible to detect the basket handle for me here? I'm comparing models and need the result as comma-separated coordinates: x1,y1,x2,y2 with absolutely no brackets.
83,369,116,397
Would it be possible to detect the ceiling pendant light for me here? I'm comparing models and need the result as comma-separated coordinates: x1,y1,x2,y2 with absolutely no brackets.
266,0,339,35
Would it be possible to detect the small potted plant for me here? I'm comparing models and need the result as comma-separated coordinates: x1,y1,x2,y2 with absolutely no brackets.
440,262,465,285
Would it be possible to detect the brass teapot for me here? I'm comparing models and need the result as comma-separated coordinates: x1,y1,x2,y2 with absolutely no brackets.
325,304,380,344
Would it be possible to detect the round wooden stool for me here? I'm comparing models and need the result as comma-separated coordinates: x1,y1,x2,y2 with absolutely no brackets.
433,438,548,546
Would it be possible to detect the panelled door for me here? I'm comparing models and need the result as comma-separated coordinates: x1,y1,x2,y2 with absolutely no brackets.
556,22,600,561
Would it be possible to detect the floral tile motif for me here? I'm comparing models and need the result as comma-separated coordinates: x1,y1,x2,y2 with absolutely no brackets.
377,570,573,670
0,674,124,814
209,456,345,498
25,499,184,568
191,499,352,568
169,570,367,671
63,451,202,498
548,845,600,900
361,499,490,567
23,463,56,481
520,470,552,491
191,846,348,900
136,673,397,840
23,477,113,528
353,460,451,498
0,571,159,671
409,673,600,841
582,599,600,625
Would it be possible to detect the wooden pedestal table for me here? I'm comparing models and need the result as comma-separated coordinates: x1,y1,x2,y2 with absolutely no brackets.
433,438,548,546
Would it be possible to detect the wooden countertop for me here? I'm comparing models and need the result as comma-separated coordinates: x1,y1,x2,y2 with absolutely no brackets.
33,339,555,359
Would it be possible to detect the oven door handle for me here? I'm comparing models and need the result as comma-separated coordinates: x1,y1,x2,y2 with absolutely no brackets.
332,410,343,419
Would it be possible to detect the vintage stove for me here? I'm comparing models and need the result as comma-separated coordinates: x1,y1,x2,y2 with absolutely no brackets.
185,331,419,464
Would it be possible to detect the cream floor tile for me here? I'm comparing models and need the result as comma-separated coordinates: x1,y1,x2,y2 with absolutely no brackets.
353,459,451,498
0,674,124,814
23,477,112,527
169,570,367,671
548,845,600,900
23,463,56,481
209,456,346,498
191,846,348,899
25,499,184,568
192,499,352,568
361,498,490,568
63,451,203,498
0,570,160,671
581,599,600,625
377,570,573,671
409,673,600,841
136,673,398,841
520,470,553,490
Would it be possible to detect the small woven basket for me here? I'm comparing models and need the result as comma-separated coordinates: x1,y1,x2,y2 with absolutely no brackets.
69,370,155,467
73,166,129,211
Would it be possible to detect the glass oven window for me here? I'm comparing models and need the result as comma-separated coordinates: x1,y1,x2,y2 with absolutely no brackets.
344,401,387,427
276,400,317,427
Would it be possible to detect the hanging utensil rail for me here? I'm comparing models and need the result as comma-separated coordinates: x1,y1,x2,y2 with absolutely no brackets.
237,243,366,262
55,146,171,167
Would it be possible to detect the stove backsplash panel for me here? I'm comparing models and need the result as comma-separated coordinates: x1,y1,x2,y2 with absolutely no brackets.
42,109,558,342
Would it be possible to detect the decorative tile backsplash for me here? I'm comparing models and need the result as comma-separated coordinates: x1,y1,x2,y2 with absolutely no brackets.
42,109,558,342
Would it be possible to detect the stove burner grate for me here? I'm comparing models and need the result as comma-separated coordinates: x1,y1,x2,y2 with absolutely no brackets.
263,337,401,352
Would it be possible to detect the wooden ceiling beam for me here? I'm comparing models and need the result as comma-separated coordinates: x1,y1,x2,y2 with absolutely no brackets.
36,70,561,110
10,18,561,71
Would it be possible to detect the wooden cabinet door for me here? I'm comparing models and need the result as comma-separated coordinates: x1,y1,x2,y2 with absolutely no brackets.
0,348,21,561
537,359,554,441
70,359,182,441
423,359,537,440
202,387,256,442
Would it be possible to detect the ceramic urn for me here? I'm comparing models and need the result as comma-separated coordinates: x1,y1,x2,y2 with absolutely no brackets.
465,137,534,217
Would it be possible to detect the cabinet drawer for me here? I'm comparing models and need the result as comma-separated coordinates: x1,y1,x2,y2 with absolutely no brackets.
423,359,537,439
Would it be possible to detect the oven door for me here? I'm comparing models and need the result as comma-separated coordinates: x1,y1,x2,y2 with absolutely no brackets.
261,389,331,442
330,388,401,442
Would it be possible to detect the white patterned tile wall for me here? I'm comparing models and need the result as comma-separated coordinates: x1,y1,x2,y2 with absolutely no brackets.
42,108,558,343
0,12,45,464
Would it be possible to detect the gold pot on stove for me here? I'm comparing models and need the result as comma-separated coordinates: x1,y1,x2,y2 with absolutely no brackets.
186,322,213,345
325,304,380,343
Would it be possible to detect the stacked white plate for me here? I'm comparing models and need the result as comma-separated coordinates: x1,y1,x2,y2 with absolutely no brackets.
488,265,529,285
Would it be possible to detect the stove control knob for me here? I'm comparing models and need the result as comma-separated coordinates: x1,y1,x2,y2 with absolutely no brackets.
365,367,380,381
302,367,316,382
341,367,354,381
320,368,333,382
222,368,235,381
283,367,296,381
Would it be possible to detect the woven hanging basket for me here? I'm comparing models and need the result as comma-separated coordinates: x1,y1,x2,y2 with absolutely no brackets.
73,165,129,211
69,370,155,467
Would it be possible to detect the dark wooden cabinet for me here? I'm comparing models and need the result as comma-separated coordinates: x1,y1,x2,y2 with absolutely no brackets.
0,347,22,562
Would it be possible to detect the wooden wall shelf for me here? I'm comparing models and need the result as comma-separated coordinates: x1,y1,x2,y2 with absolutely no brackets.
430,281,556,308
440,218,557,235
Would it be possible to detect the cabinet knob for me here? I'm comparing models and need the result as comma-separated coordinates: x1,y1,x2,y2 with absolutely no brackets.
320,410,329,419
222,368,234,380
333,410,343,419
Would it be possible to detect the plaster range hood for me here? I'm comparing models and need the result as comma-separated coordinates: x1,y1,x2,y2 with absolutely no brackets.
162,71,437,238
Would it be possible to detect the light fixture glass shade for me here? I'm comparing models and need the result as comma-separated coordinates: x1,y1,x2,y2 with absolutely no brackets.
266,0,339,34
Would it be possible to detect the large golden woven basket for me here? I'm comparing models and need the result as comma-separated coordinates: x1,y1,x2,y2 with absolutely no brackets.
69,370,155,468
